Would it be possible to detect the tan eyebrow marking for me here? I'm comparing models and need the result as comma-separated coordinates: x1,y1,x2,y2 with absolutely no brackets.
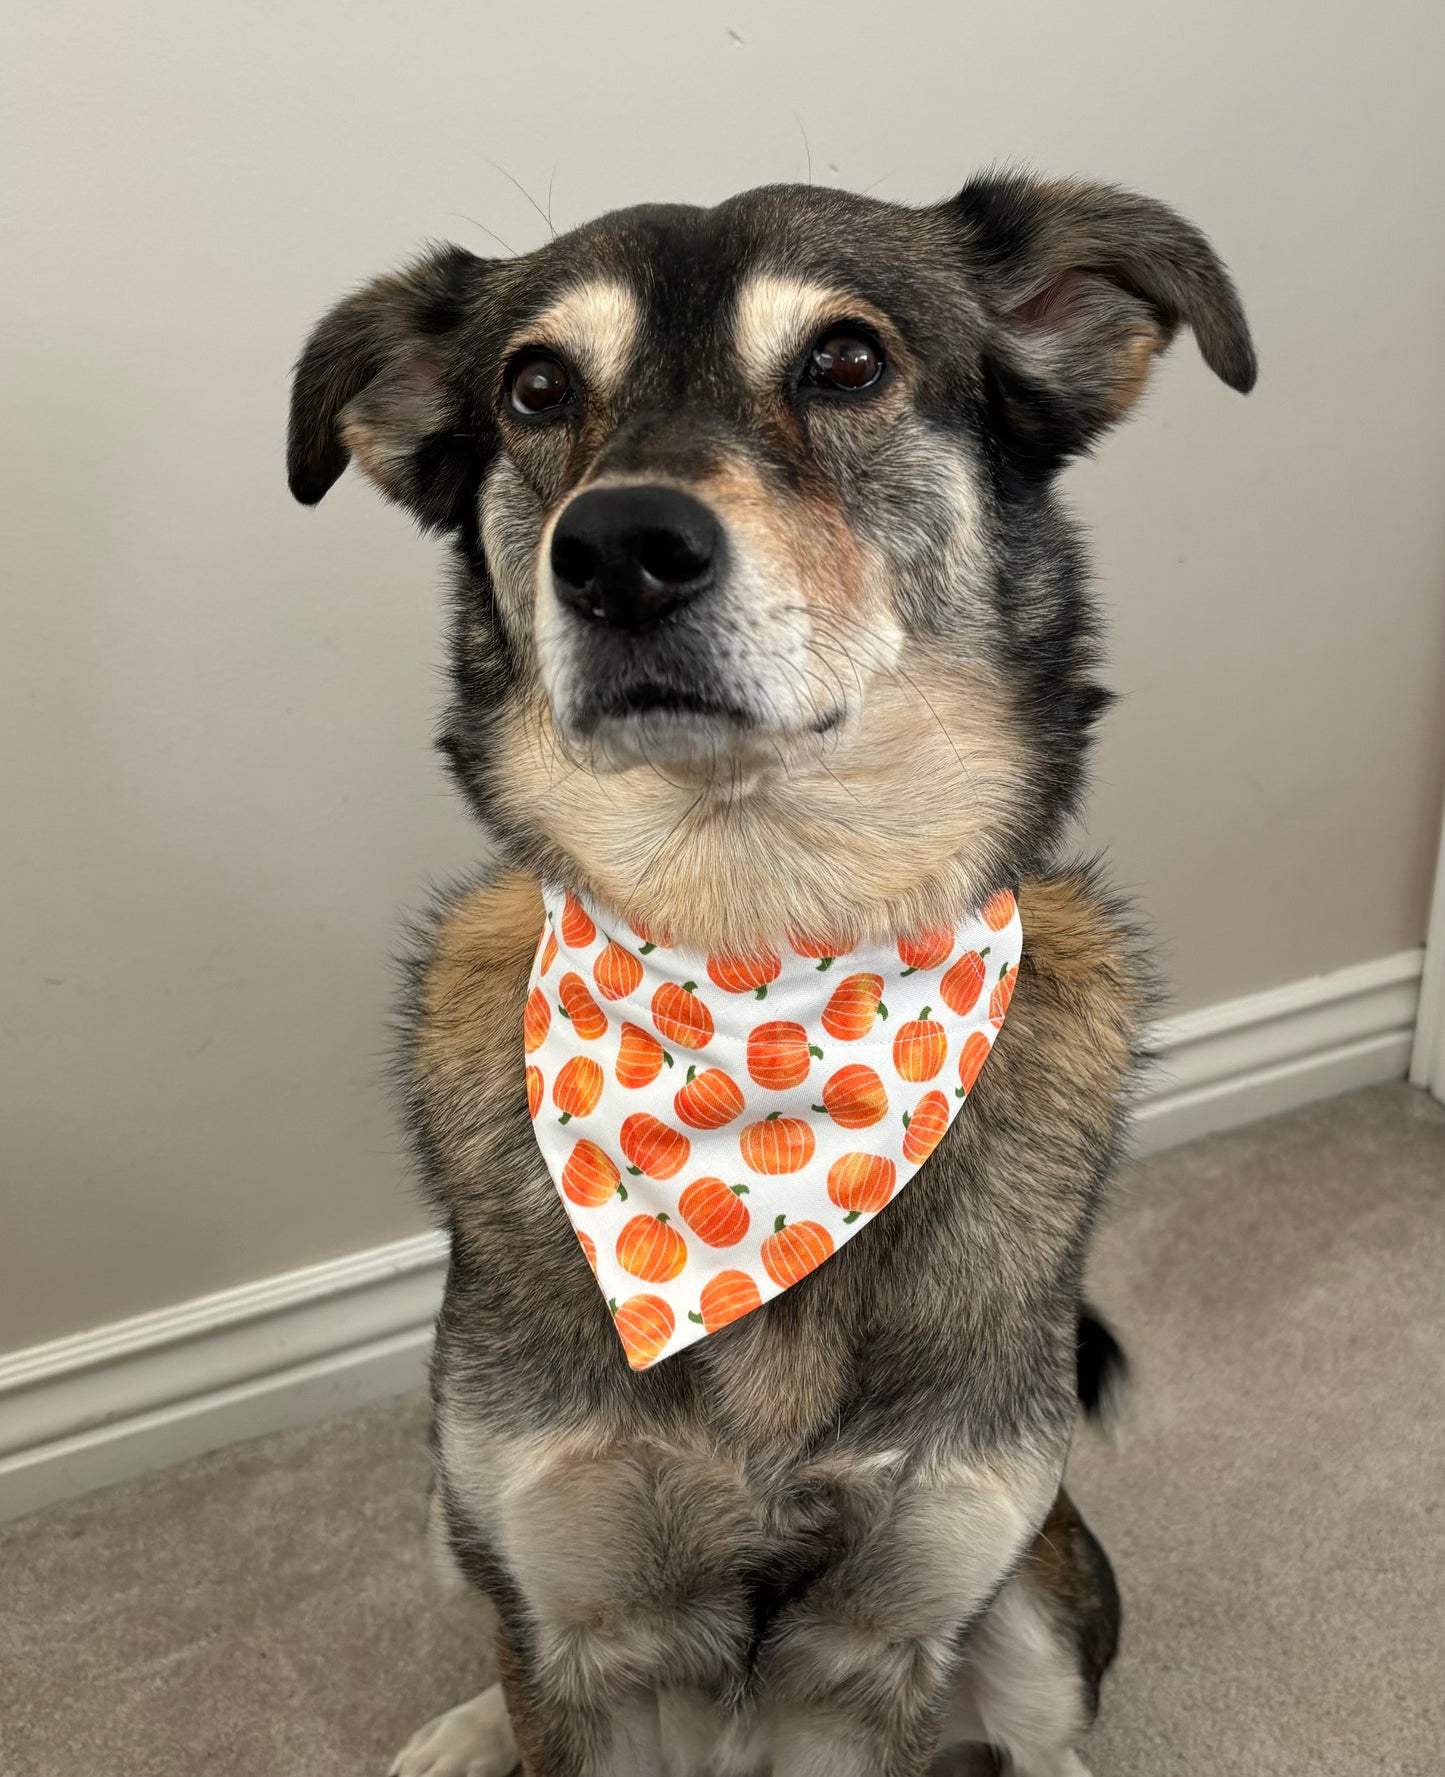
732,273,890,388
507,280,642,399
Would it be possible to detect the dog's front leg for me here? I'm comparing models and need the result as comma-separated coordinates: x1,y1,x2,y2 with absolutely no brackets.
758,1447,1061,1777
495,1443,757,1777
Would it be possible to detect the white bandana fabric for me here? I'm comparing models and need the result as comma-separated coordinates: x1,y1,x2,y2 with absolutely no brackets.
524,885,1024,1370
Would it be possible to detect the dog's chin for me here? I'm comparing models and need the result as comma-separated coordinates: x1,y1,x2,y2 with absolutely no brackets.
557,697,842,788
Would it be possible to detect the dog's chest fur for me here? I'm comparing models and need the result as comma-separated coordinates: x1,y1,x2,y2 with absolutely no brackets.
402,871,1143,1507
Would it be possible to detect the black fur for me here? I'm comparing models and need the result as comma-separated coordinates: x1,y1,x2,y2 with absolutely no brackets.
1077,1307,1130,1420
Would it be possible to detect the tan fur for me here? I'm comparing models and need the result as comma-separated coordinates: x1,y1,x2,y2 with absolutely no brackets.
731,274,888,389
505,280,643,402
1107,323,1167,418
694,458,873,624
420,870,541,1059
484,657,1027,956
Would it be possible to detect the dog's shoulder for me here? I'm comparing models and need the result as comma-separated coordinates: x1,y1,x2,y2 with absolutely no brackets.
412,868,542,1034
1016,867,1150,1043
399,867,543,1189
992,865,1153,1150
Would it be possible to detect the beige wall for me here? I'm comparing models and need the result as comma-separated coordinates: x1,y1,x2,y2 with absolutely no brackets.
4,0,1444,1352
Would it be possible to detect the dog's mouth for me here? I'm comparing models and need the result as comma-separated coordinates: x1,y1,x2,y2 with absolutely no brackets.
557,667,844,782
591,681,754,726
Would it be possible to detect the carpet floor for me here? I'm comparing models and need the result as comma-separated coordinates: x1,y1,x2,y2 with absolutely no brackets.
2,1083,1441,1776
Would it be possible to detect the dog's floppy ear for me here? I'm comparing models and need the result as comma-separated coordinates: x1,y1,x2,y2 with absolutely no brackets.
950,173,1256,478
287,244,492,529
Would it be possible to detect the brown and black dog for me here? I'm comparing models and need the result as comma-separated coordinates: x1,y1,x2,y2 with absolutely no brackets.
288,171,1253,1776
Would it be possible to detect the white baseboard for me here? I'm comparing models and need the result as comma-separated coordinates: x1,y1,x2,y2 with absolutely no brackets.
0,1233,447,1523
0,947,1423,1523
1132,948,1424,1154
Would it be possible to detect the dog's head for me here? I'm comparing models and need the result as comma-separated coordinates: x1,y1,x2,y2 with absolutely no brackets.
289,175,1253,950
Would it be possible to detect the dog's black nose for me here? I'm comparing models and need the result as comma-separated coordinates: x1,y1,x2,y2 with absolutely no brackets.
550,485,719,629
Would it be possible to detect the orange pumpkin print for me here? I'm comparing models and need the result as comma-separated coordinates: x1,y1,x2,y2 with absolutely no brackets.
761,1216,835,1288
616,1021,671,1089
594,940,644,1002
557,972,608,1040
706,948,782,998
651,980,714,1049
939,947,990,1017
560,891,596,948
902,1090,951,1163
616,1213,688,1283
826,1152,897,1222
673,1065,745,1130
814,1063,889,1130
689,1269,762,1333
612,1293,674,1369
677,1177,751,1247
553,1055,603,1123
523,986,550,1053
739,1113,816,1175
893,1006,947,1082
990,963,1015,1028
897,927,955,974
786,930,853,970
981,889,1018,932
821,972,887,1041
747,1020,823,1089
619,1113,690,1179
955,1029,992,1099
530,879,1024,1367
561,1139,622,1207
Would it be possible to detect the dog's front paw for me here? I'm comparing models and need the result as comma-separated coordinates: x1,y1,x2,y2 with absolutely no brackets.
389,1685,519,1777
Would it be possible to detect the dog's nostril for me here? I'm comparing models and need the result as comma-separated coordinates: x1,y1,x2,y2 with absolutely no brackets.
551,533,601,592
550,484,720,629
635,526,713,589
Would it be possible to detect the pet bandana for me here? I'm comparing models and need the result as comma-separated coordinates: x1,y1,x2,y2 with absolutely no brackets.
525,885,1024,1369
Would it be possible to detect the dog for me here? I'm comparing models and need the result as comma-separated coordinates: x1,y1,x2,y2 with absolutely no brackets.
288,170,1253,1776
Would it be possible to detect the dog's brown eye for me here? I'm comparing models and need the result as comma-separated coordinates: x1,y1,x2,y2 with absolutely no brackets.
808,332,884,391
509,353,574,417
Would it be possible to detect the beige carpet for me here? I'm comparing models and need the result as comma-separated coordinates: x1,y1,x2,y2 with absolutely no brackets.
2,1083,1441,1777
